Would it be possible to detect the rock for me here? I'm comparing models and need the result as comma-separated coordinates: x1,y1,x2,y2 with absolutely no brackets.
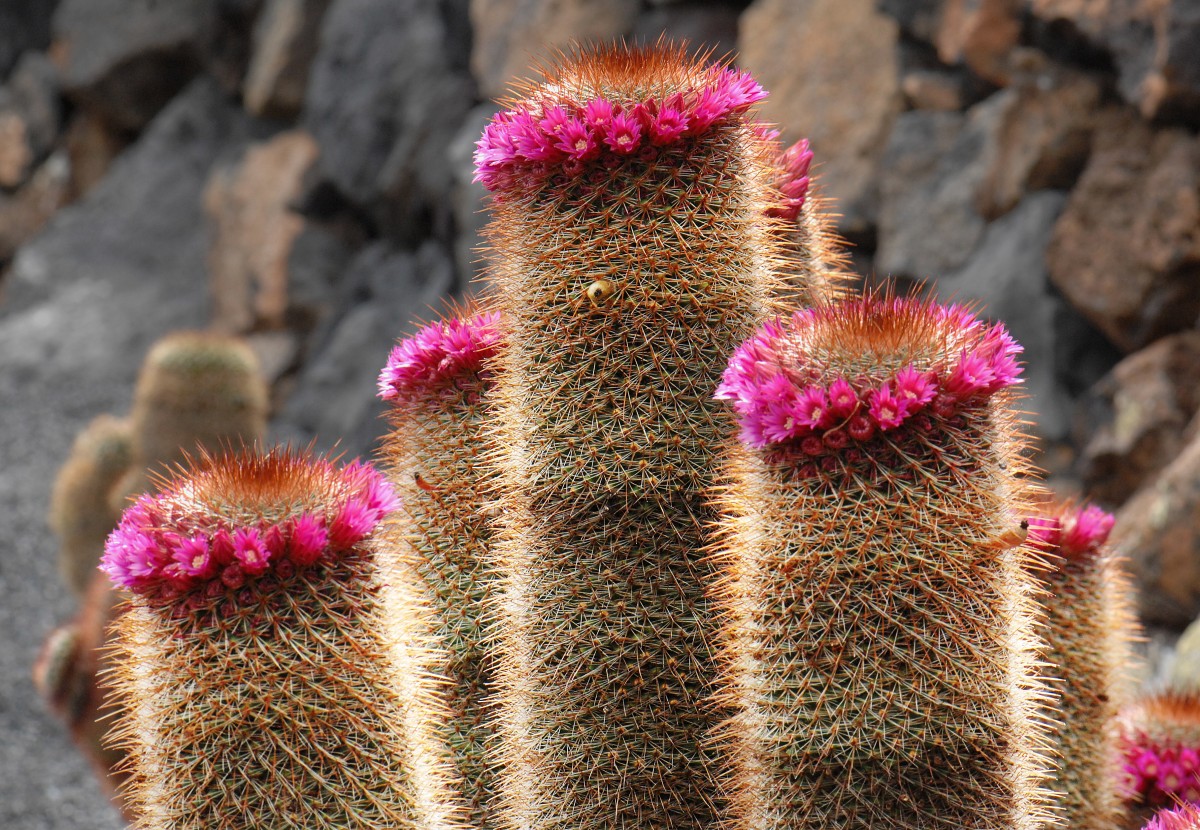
875,93,1006,279
302,0,476,243
928,191,1077,442
1046,107,1200,353
739,0,903,237
1076,332,1200,507
243,0,331,118
1031,0,1200,125
271,240,456,457
1170,613,1200,692
1115,428,1200,629
935,0,1021,84
975,61,1101,218
879,0,946,43
50,0,215,132
204,129,320,333
447,103,498,285
0,51,61,190
62,109,129,203
0,151,70,266
0,0,55,79
903,68,969,111
632,5,741,58
469,0,639,100
0,77,264,830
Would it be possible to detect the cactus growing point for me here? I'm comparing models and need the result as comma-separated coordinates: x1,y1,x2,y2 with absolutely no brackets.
713,295,1053,829
102,448,460,830
377,308,504,829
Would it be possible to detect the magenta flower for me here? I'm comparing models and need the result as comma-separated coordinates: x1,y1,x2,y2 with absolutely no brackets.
172,536,216,579
604,112,643,154
868,385,910,431
556,118,598,160
1144,804,1200,830
289,514,328,567
584,98,615,131
794,386,831,429
378,311,503,404
233,528,271,575
827,378,859,417
894,366,937,408
649,105,688,145
1061,504,1115,554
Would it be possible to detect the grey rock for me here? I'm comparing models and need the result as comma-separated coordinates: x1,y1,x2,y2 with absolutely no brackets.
448,103,498,286
302,0,476,243
244,0,331,119
0,0,56,79
272,240,456,457
51,0,215,131
0,51,61,190
1170,612,1200,692
0,78,265,830
632,5,741,58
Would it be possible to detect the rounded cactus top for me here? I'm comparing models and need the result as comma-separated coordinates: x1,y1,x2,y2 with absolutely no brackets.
377,310,503,405
473,44,768,193
1121,691,1200,806
1143,804,1200,830
1027,502,1115,562
715,296,1022,461
101,448,397,601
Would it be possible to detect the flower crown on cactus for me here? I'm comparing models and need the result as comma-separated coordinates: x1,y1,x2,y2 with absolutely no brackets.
473,59,766,192
1027,502,1116,560
1144,803,1200,830
715,296,1022,463
377,311,504,405
1122,692,1200,807
101,449,397,601
766,138,813,222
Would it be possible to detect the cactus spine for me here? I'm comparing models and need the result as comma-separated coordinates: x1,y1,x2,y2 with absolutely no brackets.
377,309,504,829
1029,502,1136,830
712,296,1052,829
102,448,460,830
475,44,803,830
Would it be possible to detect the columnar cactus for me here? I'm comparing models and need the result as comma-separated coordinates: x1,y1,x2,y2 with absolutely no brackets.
475,44,805,830
712,296,1052,829
48,414,133,596
102,448,460,830
377,309,504,829
1122,691,1200,807
1029,502,1136,830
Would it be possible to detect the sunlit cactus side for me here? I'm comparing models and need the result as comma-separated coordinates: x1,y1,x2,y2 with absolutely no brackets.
102,448,461,830
377,308,504,830
712,295,1053,830
1028,502,1137,830
49,414,134,596
1121,692,1200,808
110,331,269,509
475,43,799,830
1143,803,1200,829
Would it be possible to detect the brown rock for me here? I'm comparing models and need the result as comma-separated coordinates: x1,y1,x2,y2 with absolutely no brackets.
1115,427,1200,629
204,130,320,333
976,60,1101,218
469,0,639,100
1077,332,1200,506
1046,107,1200,352
935,0,1021,84
739,0,903,236
62,110,129,203
0,151,70,264
902,68,968,111
244,0,331,119
0,51,60,190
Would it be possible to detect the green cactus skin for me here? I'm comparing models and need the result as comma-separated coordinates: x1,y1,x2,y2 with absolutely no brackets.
376,308,503,830
48,414,134,596
111,331,268,510
712,297,1054,830
1030,503,1137,830
477,45,798,830
104,449,462,830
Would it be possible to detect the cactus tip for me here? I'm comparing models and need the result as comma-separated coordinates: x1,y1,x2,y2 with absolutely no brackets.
377,311,503,404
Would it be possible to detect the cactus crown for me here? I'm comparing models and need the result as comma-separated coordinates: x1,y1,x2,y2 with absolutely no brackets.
474,44,767,193
100,448,397,602
1144,803,1200,830
1123,691,1200,804
767,137,813,222
715,296,1022,467
377,310,504,405
1028,502,1116,562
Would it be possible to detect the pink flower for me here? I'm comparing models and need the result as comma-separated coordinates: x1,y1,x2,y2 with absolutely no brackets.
781,139,813,179
172,536,216,579
1061,504,1114,554
378,312,503,403
794,386,831,429
538,105,571,137
556,118,598,160
604,112,643,154
649,105,688,145
944,351,996,399
584,99,615,131
827,378,859,417
894,366,936,408
686,87,726,134
288,514,328,567
233,528,271,575
868,385,910,431
328,499,377,550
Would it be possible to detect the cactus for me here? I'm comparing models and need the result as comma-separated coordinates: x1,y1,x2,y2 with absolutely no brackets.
1121,691,1200,807
711,295,1052,829
102,447,461,830
376,308,504,829
48,414,134,596
1143,803,1200,830
473,43,815,830
1028,502,1137,830
110,331,269,510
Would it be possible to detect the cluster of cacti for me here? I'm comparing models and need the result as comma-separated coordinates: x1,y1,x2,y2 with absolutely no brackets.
79,41,1157,830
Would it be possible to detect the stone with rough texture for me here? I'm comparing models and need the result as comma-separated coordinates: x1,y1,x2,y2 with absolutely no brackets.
1115,427,1200,629
1032,0,1200,125
0,52,60,190
903,68,968,111
740,0,902,235
470,0,639,100
1047,107,1200,353
0,77,264,830
0,151,70,266
244,0,331,118
62,109,129,203
0,0,55,79
1076,332,1200,507
876,94,1007,278
204,129,320,333
632,6,740,58
50,0,214,132
302,0,475,243
1170,613,1200,691
271,240,455,457
935,0,1022,84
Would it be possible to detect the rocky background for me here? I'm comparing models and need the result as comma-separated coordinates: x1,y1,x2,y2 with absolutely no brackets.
2,0,1199,826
